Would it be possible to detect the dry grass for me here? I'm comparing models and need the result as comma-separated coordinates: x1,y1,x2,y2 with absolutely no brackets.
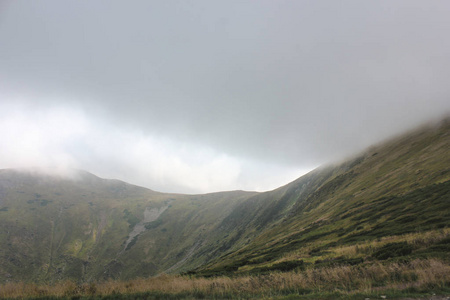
1,258,449,299
278,228,450,262
334,228,450,257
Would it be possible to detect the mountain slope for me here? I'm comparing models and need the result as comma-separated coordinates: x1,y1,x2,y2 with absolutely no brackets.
0,170,256,282
193,119,450,275
0,118,449,283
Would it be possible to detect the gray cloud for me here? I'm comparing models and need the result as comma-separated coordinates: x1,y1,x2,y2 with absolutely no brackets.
1,1,450,192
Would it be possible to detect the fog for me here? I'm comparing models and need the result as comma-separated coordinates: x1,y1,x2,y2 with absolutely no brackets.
1,1,450,193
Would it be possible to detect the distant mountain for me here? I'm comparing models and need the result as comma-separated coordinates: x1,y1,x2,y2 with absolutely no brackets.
0,169,256,282
0,118,449,283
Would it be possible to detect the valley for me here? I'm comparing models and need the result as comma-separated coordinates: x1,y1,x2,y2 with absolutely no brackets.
0,119,449,299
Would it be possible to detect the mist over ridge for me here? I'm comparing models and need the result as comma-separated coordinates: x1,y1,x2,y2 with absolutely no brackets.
1,1,450,193
0,113,448,284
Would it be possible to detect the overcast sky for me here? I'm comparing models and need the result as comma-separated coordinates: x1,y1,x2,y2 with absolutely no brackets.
1,1,449,193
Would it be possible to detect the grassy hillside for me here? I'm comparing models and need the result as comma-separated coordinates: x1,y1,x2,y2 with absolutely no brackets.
192,119,450,276
0,170,256,283
0,118,449,299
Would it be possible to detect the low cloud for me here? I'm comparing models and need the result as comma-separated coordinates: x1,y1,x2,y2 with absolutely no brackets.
2,1,450,193
0,101,305,193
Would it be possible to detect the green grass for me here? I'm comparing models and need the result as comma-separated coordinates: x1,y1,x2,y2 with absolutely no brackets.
0,118,449,287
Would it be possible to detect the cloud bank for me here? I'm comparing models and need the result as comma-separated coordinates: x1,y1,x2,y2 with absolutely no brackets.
1,1,450,192
0,101,305,193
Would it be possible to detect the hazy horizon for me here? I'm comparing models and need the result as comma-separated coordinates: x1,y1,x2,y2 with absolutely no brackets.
1,1,450,193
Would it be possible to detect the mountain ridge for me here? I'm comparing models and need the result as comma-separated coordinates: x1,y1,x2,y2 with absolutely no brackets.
0,118,449,283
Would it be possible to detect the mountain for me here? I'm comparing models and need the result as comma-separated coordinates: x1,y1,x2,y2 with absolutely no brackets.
0,119,449,283
194,118,450,275
0,169,256,282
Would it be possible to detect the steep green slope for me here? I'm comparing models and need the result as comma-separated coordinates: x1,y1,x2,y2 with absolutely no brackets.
193,119,450,275
0,118,449,284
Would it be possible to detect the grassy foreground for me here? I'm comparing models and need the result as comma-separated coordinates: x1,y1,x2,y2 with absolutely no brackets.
1,229,450,299
1,258,449,299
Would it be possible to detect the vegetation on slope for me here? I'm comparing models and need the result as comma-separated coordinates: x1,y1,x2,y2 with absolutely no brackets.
0,119,449,299
192,119,450,277
0,170,256,282
1,256,449,299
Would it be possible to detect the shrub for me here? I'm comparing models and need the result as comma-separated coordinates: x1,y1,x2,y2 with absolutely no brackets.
372,242,413,260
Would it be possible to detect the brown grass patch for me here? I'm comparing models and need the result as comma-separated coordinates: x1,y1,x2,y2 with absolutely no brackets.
0,258,449,299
